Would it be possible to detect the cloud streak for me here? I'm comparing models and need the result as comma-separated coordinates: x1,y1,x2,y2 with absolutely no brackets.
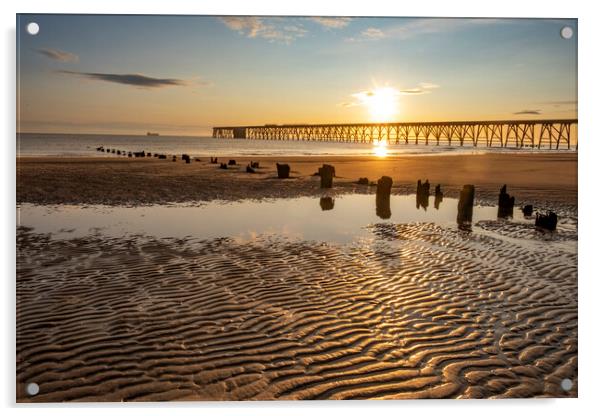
310,17,352,29
347,18,502,42
513,109,542,115
398,88,425,95
58,71,188,88
340,82,439,107
219,16,307,44
359,28,386,40
35,48,79,62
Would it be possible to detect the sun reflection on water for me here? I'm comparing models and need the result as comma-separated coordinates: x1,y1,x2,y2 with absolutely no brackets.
373,140,388,157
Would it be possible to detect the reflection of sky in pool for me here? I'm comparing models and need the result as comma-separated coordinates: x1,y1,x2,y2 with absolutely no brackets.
18,194,522,244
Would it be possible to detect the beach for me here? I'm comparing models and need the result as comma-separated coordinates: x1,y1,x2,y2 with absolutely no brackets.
17,153,577,206
16,152,578,401
14,12,581,404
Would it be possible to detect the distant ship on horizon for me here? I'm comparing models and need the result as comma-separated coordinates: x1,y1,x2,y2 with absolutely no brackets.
146,132,160,136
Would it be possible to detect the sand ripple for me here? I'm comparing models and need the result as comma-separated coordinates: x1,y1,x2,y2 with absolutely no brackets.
17,219,577,401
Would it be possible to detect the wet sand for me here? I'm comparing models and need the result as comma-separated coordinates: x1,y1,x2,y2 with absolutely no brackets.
16,152,578,401
17,153,577,208
17,221,577,401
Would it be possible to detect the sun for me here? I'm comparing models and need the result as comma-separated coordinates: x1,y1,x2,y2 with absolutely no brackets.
354,86,400,122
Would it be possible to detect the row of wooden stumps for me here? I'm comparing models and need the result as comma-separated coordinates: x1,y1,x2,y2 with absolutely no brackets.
96,146,209,163
270,163,335,183
96,146,151,158
496,184,558,230
416,179,444,210
457,183,558,231
375,177,442,219
270,164,558,231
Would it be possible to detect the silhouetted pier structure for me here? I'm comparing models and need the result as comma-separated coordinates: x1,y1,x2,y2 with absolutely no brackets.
213,119,577,149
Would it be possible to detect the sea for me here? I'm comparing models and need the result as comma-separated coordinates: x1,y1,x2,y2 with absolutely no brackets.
16,133,575,158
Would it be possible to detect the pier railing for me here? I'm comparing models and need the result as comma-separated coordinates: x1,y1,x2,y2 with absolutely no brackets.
213,119,577,149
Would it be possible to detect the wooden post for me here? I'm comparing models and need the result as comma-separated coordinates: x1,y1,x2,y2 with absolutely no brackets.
318,164,335,188
376,176,393,219
535,211,558,231
320,197,335,211
497,184,515,218
276,163,290,179
457,185,475,225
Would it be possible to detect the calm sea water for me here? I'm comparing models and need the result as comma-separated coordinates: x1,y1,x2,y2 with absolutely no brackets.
17,133,574,158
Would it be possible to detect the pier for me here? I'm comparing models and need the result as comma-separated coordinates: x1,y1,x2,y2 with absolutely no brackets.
213,119,577,149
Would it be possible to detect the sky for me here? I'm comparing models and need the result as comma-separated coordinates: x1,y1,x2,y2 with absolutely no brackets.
17,15,577,136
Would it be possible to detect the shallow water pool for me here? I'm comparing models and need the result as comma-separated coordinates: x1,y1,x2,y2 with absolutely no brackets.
17,194,540,244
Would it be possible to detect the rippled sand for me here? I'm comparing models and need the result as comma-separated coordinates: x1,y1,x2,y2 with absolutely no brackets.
16,213,577,401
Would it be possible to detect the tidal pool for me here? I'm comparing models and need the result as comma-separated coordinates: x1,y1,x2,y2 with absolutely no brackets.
16,194,538,244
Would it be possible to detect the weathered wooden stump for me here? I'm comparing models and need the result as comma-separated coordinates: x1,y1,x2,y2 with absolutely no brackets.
318,164,335,188
246,165,255,173
357,177,369,185
535,211,558,231
182,154,191,163
457,184,475,225
376,197,391,219
497,184,515,218
377,176,392,198
434,184,443,209
416,179,430,210
422,179,431,198
320,196,335,211
276,163,290,179
522,204,534,216
375,176,393,219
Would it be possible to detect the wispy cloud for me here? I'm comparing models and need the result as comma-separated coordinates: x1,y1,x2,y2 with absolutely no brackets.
359,28,386,40
57,71,190,88
398,88,425,95
219,16,307,44
35,47,79,63
347,18,501,42
340,82,439,107
513,109,542,115
399,83,440,95
310,17,352,29
419,82,440,90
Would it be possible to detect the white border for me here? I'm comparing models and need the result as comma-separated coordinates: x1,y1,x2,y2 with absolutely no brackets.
3,1,600,415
